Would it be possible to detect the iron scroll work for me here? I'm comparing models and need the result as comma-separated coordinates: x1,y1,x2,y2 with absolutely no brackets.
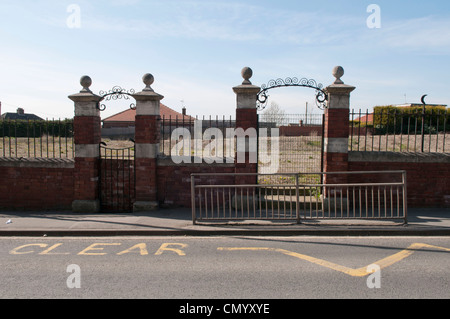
256,77,328,111
97,86,136,111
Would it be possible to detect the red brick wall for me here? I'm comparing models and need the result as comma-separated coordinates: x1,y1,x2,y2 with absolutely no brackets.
323,153,348,172
1,153,447,210
348,153,450,208
135,116,160,144
324,108,349,138
135,158,157,202
102,121,134,129
157,160,235,207
74,116,101,144
279,126,322,137
236,108,257,130
323,106,349,184
349,126,373,136
73,158,99,201
0,160,74,210
0,156,236,211
235,108,258,185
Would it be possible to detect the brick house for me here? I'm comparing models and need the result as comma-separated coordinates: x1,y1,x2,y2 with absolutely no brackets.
102,103,194,139
1,108,43,121
102,103,193,128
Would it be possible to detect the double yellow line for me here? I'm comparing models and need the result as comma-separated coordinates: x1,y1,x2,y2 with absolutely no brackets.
218,243,450,277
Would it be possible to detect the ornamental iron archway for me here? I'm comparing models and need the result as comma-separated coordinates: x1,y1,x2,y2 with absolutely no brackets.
96,85,137,212
256,77,328,111
256,76,326,184
97,86,137,111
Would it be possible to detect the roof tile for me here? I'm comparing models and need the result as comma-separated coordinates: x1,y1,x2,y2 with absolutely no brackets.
103,103,194,122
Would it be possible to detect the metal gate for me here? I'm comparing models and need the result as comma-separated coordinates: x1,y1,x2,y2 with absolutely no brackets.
99,142,135,212
256,76,327,183
258,113,324,181
191,171,408,224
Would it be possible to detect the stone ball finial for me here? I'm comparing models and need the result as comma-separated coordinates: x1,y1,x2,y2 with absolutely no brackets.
332,66,345,84
142,73,155,91
241,67,253,85
80,75,92,92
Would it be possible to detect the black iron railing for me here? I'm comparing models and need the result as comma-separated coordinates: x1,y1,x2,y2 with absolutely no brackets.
0,119,74,158
350,107,449,153
159,115,235,160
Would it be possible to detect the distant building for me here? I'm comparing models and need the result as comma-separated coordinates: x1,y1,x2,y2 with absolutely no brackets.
102,103,194,129
1,108,44,121
101,103,195,139
353,113,374,124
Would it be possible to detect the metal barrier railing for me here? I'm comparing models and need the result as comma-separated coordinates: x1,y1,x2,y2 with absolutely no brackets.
191,171,407,225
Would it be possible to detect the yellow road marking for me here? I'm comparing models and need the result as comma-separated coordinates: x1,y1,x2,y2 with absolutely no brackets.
9,242,190,256
155,243,188,256
78,243,121,256
40,243,70,255
10,244,48,255
218,243,450,277
117,243,149,256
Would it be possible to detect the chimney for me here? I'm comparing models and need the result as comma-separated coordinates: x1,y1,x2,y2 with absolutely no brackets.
17,108,25,115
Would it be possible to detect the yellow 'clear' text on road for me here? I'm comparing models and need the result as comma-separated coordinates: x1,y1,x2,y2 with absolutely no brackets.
10,243,188,256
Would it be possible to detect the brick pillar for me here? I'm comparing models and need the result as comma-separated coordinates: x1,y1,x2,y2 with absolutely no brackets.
323,66,355,184
132,73,164,212
232,67,260,185
69,76,103,213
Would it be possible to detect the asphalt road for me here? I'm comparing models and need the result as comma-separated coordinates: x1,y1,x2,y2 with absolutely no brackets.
1,236,449,300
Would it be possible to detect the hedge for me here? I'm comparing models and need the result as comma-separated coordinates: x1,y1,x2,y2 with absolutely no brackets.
0,119,74,138
371,105,449,135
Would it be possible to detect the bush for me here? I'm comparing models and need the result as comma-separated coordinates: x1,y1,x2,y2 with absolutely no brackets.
0,119,74,138
372,105,449,135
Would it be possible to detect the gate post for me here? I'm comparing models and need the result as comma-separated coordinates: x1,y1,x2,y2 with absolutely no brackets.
233,67,260,185
323,66,355,183
69,76,103,213
132,74,164,212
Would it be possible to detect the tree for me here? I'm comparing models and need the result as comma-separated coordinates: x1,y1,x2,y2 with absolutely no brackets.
262,101,286,126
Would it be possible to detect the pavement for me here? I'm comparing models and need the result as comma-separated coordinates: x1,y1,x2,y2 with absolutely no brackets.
0,207,449,237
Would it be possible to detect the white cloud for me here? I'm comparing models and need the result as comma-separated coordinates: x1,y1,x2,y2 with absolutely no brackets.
72,1,359,46
382,16,450,52
355,15,450,54
109,0,142,5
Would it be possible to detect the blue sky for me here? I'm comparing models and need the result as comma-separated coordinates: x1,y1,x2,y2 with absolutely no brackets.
0,0,449,119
